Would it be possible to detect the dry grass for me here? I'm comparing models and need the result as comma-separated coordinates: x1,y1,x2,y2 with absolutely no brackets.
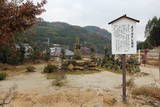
126,78,135,87
0,63,16,71
132,86,160,101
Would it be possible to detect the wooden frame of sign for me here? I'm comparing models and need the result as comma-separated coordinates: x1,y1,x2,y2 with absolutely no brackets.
108,14,139,102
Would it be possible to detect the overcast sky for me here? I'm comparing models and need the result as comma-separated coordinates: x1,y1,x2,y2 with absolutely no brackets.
39,0,160,41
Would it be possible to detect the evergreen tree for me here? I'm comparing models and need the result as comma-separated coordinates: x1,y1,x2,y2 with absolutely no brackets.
138,16,160,49
44,47,51,61
19,45,25,64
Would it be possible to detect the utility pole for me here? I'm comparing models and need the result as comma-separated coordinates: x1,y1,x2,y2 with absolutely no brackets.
138,49,141,63
47,38,50,46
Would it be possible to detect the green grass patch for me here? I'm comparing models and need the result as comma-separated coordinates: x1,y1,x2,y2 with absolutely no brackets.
0,72,7,80
65,70,100,75
52,80,67,86
47,73,57,79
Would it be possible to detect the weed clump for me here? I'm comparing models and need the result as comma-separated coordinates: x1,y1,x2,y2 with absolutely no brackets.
26,66,36,72
126,78,135,87
0,72,7,80
43,64,58,73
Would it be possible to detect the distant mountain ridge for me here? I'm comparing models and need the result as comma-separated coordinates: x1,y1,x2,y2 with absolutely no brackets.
84,26,111,40
19,21,111,53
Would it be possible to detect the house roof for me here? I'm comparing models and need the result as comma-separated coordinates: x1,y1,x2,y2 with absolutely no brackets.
50,47,74,56
108,14,140,24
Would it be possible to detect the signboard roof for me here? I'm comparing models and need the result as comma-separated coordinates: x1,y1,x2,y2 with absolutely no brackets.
108,14,140,24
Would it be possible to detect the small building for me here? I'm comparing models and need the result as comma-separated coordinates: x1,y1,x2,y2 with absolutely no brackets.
50,47,74,57
49,46,74,61
16,43,33,58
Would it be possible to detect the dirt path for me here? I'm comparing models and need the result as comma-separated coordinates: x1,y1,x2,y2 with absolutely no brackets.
67,71,122,90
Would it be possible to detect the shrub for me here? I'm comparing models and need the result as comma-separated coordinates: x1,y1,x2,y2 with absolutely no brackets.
0,72,7,80
61,61,69,71
126,58,140,73
134,66,141,72
26,66,36,72
43,64,58,73
100,54,141,73
52,80,66,86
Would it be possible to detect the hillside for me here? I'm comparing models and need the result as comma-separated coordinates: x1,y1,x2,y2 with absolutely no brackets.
18,21,111,53
84,26,111,40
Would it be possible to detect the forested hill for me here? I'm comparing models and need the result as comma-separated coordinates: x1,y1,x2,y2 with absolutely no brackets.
19,21,111,53
84,26,111,40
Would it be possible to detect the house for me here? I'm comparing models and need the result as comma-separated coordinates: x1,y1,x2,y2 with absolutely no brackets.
16,43,33,58
50,47,74,57
49,46,74,61
50,47,74,61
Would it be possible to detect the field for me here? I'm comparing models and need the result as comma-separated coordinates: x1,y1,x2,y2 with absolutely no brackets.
0,62,160,107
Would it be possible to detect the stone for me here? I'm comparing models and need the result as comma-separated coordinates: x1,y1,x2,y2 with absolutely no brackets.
75,60,85,66
68,64,74,70
93,104,102,107
141,105,152,107
88,67,96,70
74,66,84,70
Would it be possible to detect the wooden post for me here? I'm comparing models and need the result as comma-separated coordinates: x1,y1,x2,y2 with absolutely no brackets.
138,50,141,63
122,54,127,102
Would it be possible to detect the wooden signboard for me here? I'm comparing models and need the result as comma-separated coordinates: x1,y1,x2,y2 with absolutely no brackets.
108,15,139,102
109,15,139,54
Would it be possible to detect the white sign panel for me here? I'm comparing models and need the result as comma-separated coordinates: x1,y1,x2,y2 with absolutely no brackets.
111,19,137,54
